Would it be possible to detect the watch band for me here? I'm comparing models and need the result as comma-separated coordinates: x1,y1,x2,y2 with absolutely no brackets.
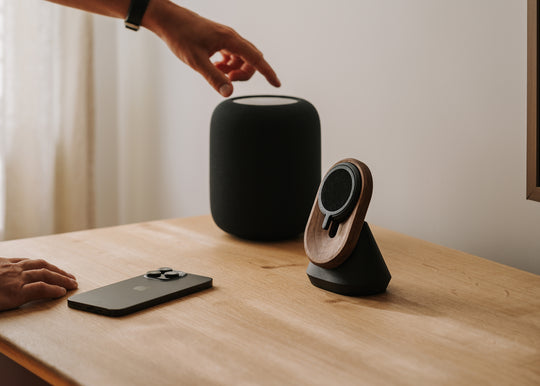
125,0,151,31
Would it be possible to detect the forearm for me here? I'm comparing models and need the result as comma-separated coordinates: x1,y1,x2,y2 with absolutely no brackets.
44,0,174,35
45,0,132,19
44,0,280,96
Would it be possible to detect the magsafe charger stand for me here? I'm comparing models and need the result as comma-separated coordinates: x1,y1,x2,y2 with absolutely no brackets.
304,158,391,296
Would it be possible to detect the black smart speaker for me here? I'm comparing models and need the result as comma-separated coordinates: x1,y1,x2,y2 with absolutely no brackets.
210,95,321,240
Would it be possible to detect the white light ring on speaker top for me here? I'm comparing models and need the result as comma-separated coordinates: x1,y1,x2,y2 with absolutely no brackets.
232,96,299,106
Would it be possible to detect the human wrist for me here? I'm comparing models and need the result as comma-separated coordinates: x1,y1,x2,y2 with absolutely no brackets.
139,0,162,33
141,0,186,37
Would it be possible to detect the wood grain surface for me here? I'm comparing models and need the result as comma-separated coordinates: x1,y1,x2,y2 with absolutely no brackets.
0,216,538,385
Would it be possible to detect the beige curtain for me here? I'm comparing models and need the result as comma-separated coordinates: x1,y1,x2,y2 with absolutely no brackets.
0,1,94,240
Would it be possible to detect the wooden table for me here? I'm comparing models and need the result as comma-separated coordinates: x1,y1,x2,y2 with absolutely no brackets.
0,216,538,385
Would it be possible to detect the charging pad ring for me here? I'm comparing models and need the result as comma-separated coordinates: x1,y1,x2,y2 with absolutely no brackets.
317,162,361,231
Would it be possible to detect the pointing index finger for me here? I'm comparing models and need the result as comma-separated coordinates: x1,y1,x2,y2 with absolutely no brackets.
226,39,281,87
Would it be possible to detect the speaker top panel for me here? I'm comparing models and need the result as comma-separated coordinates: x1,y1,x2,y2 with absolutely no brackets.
304,158,373,269
232,96,300,106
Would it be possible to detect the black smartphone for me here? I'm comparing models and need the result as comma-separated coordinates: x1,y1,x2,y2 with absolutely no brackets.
67,268,212,317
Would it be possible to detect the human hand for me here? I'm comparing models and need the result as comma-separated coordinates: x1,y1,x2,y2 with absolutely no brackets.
0,257,78,311
143,0,281,97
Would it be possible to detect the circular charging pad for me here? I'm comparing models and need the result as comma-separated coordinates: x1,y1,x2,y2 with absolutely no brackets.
318,162,361,231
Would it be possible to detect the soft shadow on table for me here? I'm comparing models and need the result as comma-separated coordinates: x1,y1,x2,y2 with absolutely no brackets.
314,285,441,319
322,279,529,340
1,296,69,316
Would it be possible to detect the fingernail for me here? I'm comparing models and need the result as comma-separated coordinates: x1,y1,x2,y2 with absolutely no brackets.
219,83,233,97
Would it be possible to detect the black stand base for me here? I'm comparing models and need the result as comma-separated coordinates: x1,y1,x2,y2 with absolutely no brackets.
306,222,391,296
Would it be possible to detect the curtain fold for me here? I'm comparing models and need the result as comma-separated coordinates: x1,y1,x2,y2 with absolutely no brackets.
0,2,94,240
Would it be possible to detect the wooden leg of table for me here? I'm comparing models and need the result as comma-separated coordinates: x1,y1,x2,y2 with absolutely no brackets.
0,353,50,386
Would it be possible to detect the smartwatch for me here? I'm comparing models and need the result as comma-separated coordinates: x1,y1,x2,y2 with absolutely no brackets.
125,0,151,31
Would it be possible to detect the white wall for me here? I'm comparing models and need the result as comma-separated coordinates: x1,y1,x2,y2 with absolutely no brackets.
94,0,540,274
